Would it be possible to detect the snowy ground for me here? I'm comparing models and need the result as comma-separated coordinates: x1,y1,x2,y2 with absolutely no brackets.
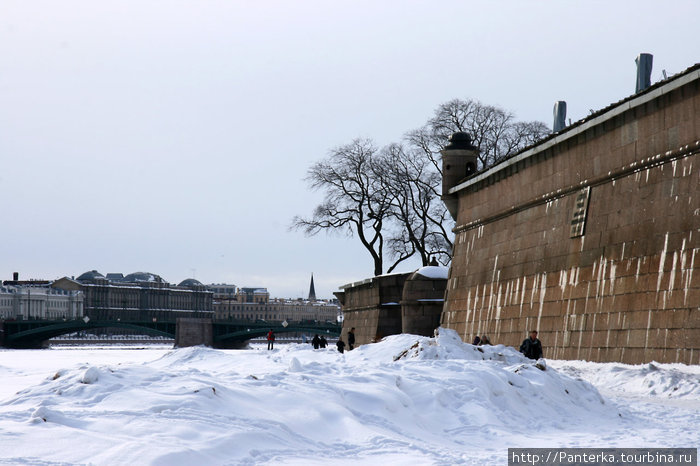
0,328,698,465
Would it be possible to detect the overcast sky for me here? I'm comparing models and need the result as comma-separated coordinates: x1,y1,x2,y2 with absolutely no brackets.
1,1,699,299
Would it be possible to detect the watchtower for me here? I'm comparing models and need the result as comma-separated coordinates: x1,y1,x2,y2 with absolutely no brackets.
440,132,478,220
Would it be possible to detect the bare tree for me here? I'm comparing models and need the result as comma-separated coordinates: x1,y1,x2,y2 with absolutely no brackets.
378,144,452,270
406,98,550,172
294,98,549,276
291,138,393,276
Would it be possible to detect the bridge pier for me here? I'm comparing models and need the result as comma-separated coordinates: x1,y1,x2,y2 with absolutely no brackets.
175,318,213,347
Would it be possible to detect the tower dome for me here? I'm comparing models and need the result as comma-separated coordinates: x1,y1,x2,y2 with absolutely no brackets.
76,270,105,282
178,278,204,289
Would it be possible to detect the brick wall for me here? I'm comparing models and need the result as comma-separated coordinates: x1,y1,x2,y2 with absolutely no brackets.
442,73,700,364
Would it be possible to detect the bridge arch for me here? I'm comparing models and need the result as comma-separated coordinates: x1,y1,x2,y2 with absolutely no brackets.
2,320,176,348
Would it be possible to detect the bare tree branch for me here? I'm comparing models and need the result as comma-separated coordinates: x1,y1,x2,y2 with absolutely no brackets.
291,138,390,276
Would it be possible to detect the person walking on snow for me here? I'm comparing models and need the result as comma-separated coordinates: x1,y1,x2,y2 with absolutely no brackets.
336,338,346,353
519,330,542,360
312,334,321,349
267,329,275,350
348,327,356,350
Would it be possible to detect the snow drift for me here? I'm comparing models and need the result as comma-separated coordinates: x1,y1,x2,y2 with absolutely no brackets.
0,328,697,465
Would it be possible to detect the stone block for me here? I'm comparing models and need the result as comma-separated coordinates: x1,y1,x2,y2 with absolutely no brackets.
175,318,213,348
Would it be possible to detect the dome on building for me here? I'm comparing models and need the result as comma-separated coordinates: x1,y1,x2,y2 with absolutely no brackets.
445,131,476,150
178,278,204,288
123,272,164,283
76,270,105,282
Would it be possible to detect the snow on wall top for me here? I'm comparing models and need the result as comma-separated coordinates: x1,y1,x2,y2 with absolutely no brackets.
414,266,449,280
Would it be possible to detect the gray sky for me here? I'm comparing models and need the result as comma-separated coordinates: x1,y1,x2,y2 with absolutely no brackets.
2,0,699,299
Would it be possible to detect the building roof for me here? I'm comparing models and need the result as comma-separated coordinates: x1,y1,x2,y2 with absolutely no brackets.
178,278,204,288
240,287,268,293
123,272,164,283
76,270,105,281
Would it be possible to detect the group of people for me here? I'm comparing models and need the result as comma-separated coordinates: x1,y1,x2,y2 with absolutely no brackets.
270,326,542,360
336,327,355,353
312,327,357,353
266,327,357,353
310,334,328,349
471,330,543,360
471,335,492,346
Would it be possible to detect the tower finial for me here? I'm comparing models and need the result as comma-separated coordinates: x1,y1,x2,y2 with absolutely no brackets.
308,273,317,301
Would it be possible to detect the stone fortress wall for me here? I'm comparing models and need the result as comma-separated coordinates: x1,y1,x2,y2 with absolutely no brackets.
440,65,700,364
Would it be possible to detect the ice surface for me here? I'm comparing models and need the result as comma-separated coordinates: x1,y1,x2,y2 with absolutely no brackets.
0,329,698,465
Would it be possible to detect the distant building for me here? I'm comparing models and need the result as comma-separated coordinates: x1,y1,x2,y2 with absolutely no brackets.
2,272,50,287
237,287,270,304
214,297,339,323
52,270,213,320
206,283,237,299
0,284,83,320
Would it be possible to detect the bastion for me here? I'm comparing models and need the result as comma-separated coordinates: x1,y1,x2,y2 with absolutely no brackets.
440,64,700,364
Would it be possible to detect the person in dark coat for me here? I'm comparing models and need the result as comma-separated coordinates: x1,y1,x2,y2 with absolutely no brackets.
519,330,543,359
479,335,491,345
348,327,356,350
311,334,321,349
336,338,346,353
472,335,481,345
319,336,328,348
266,329,275,350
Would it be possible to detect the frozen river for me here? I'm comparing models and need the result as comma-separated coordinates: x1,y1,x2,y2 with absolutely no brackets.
1,331,698,465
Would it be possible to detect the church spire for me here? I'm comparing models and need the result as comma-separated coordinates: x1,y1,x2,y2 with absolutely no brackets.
308,273,316,301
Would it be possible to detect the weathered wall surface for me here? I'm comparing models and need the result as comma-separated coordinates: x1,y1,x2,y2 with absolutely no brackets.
337,274,409,346
401,272,447,337
442,74,700,364
175,318,213,347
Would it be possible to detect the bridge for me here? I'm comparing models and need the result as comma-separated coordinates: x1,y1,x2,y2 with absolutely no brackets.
0,318,341,349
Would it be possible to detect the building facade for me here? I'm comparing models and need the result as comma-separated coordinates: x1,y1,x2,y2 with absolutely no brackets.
0,285,83,320
52,270,213,320
237,287,270,304
206,283,238,299
214,298,339,323
440,64,700,364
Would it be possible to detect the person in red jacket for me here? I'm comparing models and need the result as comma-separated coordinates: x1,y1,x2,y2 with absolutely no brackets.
267,329,275,350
